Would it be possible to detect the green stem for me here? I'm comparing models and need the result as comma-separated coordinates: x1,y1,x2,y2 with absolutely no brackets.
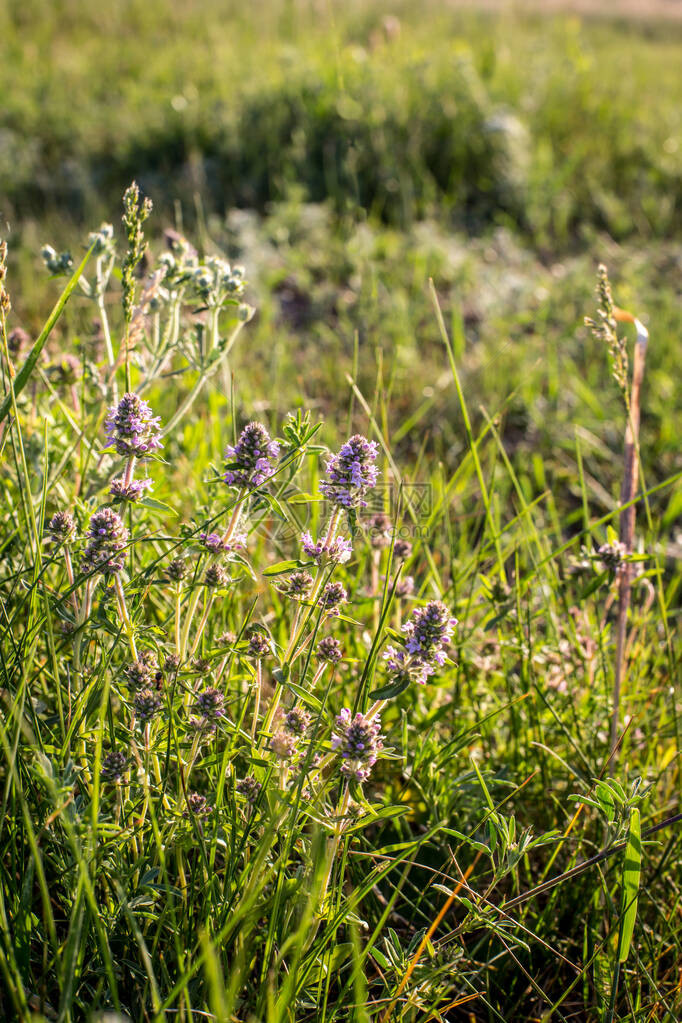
114,575,138,660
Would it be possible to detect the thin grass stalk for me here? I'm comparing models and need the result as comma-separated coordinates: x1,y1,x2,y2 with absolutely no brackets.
611,310,649,749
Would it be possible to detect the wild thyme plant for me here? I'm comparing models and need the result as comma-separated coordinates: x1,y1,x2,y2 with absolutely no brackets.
0,193,673,1023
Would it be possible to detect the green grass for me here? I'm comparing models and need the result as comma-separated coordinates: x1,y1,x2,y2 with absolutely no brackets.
1,1,681,240
1,2,682,1020
1,196,681,1021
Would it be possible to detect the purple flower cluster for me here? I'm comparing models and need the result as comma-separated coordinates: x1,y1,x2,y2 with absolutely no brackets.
81,508,129,575
319,435,380,510
204,563,229,589
101,751,127,783
134,688,163,724
270,729,297,759
316,636,343,664
383,600,457,686
320,582,347,613
301,531,353,565
395,575,415,598
236,776,262,804
109,477,153,503
166,557,188,582
193,687,226,732
284,706,311,735
47,510,77,545
367,513,392,550
223,422,279,489
404,601,457,661
246,631,271,660
331,709,384,783
276,570,313,600
124,651,157,690
104,392,163,458
184,792,212,819
200,531,246,556
393,538,413,559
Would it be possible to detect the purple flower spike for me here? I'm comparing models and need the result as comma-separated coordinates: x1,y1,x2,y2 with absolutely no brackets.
331,709,383,783
403,601,457,660
223,422,280,489
101,751,127,783
46,511,77,545
192,687,226,733
320,435,379,510
81,508,129,575
382,600,457,688
320,582,347,614
104,392,163,459
109,477,153,503
184,792,212,819
200,530,247,556
301,531,353,566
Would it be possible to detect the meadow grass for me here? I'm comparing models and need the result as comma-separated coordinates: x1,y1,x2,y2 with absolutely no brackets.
0,184,680,1021
1,2,681,1020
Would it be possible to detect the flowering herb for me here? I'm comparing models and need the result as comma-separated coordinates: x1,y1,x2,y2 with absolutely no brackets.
276,570,314,600
331,709,384,783
316,637,343,664
109,477,153,503
223,422,280,489
101,751,127,783
375,600,457,699
134,688,163,724
320,582,348,614
104,392,163,458
301,531,353,565
192,687,226,732
46,511,77,546
81,508,129,576
319,434,380,510
184,793,212,819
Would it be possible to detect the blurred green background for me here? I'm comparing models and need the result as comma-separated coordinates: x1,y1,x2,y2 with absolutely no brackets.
2,0,681,521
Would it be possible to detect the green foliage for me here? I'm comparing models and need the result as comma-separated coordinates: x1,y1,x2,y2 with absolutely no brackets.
0,2,681,1019
1,1,681,242
1,194,681,1021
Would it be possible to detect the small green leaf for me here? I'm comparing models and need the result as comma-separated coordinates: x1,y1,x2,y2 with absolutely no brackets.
140,497,178,516
263,560,302,577
369,675,411,701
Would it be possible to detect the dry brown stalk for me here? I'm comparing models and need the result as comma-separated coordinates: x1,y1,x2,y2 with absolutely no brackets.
611,306,649,749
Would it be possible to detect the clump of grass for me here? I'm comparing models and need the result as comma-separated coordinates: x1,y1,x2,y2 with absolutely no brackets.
0,191,681,1022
